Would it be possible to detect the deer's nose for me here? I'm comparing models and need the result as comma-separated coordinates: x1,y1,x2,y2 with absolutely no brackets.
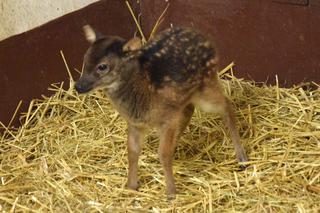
75,80,93,94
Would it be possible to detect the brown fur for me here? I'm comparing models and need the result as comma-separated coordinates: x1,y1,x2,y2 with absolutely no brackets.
75,25,248,198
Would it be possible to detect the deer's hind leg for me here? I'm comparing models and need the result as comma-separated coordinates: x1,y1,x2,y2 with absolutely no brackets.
192,82,248,163
179,104,195,134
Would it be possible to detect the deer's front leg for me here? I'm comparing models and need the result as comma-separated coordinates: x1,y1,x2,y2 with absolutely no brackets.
158,120,181,198
127,125,145,190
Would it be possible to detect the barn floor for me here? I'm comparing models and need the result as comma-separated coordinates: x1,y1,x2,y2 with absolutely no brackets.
1,63,319,212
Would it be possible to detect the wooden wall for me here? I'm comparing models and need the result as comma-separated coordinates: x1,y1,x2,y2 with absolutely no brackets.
0,0,319,128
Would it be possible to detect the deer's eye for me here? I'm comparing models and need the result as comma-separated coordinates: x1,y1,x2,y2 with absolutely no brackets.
97,64,110,73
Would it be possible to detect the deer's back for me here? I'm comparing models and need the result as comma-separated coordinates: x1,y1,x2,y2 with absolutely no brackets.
137,27,218,88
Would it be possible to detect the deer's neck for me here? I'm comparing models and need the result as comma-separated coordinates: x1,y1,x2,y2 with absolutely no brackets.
105,68,152,124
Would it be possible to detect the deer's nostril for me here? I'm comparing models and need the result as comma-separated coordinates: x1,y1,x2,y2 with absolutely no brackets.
74,82,82,92
75,81,92,94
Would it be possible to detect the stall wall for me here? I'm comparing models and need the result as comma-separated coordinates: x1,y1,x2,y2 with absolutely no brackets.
0,0,319,128
0,0,99,41
141,0,320,86
0,0,139,128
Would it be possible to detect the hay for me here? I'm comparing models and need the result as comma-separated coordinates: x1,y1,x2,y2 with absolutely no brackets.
1,62,320,212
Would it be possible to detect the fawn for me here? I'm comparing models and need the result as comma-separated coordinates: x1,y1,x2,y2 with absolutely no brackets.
75,25,248,198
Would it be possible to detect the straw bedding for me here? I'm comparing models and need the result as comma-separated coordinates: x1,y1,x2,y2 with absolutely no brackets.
0,63,319,212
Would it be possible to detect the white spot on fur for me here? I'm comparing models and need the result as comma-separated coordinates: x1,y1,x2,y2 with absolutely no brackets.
155,52,162,57
164,76,171,81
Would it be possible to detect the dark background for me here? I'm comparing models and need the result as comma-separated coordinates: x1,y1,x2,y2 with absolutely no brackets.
0,0,319,128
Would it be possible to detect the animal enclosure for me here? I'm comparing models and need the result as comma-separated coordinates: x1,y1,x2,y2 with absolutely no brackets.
1,64,319,211
0,1,319,212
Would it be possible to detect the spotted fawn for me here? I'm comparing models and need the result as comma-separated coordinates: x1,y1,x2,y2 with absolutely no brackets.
75,25,248,198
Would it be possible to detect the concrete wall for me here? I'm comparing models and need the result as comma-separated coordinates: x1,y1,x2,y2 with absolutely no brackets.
0,0,99,41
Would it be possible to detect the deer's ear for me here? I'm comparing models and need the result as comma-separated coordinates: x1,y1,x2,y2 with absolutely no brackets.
122,37,142,52
83,25,105,43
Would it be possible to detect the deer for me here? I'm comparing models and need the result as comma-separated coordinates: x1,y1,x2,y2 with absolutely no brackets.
75,25,248,199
